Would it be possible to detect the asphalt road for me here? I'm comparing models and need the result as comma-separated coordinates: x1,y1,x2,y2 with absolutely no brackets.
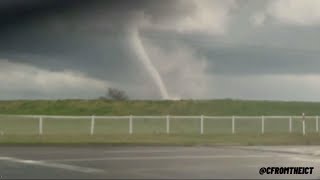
0,145,319,179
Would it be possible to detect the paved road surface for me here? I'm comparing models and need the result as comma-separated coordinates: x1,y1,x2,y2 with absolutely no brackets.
0,145,319,179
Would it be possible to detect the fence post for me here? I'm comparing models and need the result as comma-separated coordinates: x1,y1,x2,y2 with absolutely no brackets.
316,116,319,133
261,115,265,134
200,115,204,135
302,119,306,136
166,115,170,134
232,116,235,134
90,115,95,135
39,116,43,135
129,115,133,134
289,116,292,133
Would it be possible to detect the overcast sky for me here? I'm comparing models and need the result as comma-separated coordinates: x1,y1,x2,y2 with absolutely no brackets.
1,0,320,101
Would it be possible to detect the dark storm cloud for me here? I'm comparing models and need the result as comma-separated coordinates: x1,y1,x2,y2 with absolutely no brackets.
0,0,201,99
0,0,319,78
0,0,192,80
203,44,320,75
2,0,320,100
0,0,192,32
144,31,320,76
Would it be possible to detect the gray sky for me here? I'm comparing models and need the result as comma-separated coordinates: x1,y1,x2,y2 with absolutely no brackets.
1,0,320,101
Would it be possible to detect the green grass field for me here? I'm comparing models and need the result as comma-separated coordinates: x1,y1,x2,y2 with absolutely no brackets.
1,99,320,116
0,115,316,135
0,134,319,146
0,99,319,145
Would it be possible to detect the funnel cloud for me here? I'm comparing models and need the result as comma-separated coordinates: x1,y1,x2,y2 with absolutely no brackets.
129,27,170,99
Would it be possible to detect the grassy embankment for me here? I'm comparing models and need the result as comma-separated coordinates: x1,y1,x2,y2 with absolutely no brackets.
1,99,320,115
0,99,319,145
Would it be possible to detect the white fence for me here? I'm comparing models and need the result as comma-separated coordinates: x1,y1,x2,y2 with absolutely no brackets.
0,115,318,135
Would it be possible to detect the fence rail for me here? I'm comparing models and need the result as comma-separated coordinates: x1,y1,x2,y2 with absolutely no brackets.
0,115,318,135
